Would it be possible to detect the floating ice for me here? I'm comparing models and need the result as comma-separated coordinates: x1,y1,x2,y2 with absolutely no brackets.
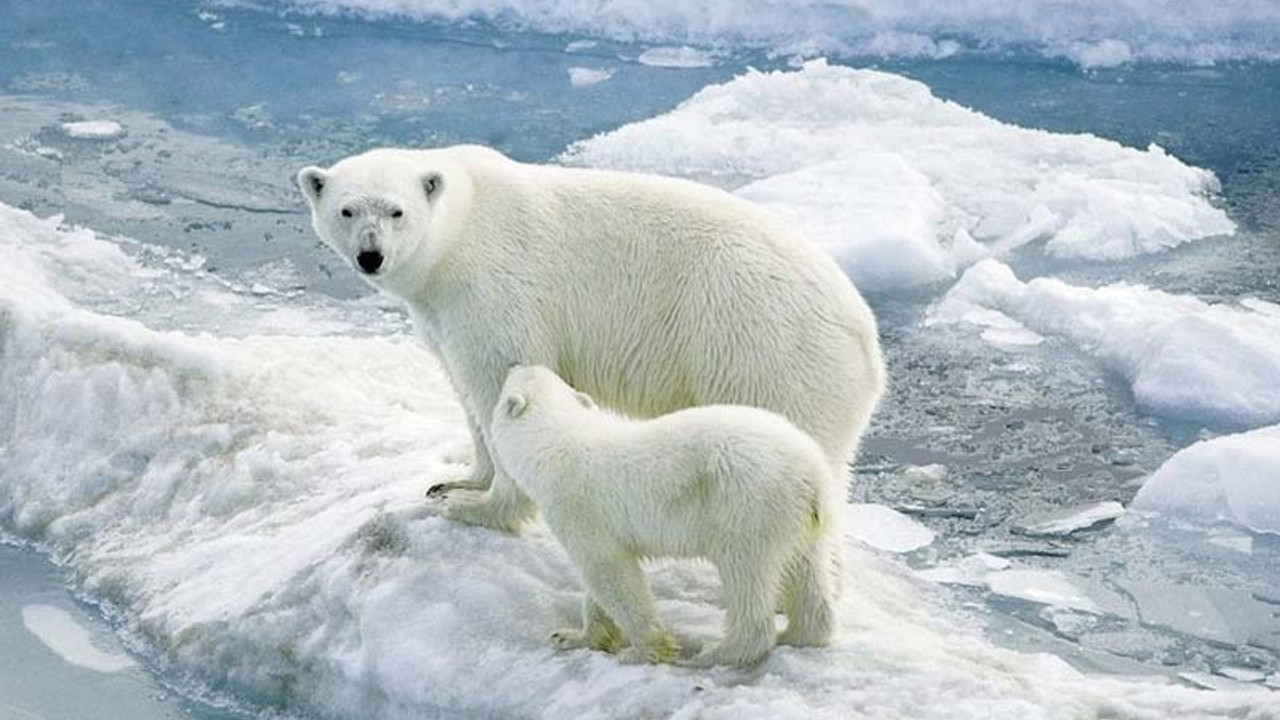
567,67,612,87
1012,501,1125,537
915,552,1009,586
269,0,1280,67
636,46,715,68
1119,581,1280,650
985,570,1099,613
846,503,937,553
60,120,125,139
1,202,1275,717
1133,425,1280,535
565,62,1233,291
21,604,137,673
931,261,1280,427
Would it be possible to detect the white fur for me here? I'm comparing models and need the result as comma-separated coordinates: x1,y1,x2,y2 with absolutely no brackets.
491,366,839,667
297,145,885,534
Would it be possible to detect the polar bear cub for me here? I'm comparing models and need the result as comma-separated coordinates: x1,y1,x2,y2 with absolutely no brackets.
490,365,839,668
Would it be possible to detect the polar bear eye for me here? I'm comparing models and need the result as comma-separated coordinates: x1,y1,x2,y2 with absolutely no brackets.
391,209,404,219
341,208,353,218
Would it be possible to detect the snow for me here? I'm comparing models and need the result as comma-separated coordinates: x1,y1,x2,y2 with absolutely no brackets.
268,0,1280,67
60,120,125,139
2,202,1274,718
1133,425,1280,536
846,504,936,553
636,46,715,68
564,61,1233,291
567,67,612,87
931,260,1280,427
1012,501,1126,537
21,605,137,673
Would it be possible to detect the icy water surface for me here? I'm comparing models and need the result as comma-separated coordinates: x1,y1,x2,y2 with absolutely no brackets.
2,0,1279,716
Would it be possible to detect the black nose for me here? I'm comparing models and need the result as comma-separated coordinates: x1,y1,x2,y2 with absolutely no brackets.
356,250,383,274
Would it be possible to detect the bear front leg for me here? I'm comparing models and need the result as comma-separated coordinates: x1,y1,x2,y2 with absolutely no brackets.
551,594,624,653
437,374,537,532
565,547,678,665
425,410,494,498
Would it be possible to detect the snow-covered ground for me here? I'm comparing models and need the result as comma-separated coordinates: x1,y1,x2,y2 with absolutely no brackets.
263,0,1280,67
1,198,1273,720
564,61,1233,291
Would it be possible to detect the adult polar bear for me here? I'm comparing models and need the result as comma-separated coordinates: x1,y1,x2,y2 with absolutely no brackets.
298,145,884,535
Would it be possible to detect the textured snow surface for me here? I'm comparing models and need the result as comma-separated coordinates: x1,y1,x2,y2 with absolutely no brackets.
1133,425,1280,536
564,62,1233,290
266,0,1280,67
931,260,1280,427
2,202,1275,718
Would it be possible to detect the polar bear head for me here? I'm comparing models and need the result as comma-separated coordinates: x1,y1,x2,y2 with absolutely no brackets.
296,148,475,296
496,365,597,423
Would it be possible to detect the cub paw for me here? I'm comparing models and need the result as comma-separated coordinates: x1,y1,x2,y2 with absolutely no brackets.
550,628,589,650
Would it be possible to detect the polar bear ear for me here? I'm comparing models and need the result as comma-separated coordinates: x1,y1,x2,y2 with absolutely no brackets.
504,393,528,419
297,167,329,205
422,172,444,201
573,391,596,410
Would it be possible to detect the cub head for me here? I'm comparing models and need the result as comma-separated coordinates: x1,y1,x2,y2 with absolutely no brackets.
296,148,471,296
494,365,596,428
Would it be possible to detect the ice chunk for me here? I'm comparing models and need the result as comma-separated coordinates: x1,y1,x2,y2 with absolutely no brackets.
22,605,136,673
636,46,715,68
1216,667,1267,683
916,552,1009,586
931,261,1280,427
60,120,125,139
567,67,613,87
1119,581,1280,649
847,503,937,553
1012,501,1125,537
1133,425,1280,535
1178,672,1270,693
565,62,1232,290
985,570,1099,612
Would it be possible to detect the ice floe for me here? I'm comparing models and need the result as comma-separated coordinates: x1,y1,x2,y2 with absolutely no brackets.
565,61,1233,291
1133,425,1280,535
846,504,936,553
635,46,715,68
931,260,1280,426
60,120,125,139
567,67,613,87
2,204,1276,718
272,0,1280,67
1013,501,1126,537
21,604,137,673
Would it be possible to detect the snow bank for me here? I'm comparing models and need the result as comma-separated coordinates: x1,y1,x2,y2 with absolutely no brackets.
564,62,1233,291
930,260,1280,427
1,203,1272,718
1133,425,1280,536
266,0,1280,67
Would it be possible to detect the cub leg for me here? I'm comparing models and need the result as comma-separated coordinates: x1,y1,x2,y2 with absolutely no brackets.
566,548,678,665
777,542,836,648
691,555,782,668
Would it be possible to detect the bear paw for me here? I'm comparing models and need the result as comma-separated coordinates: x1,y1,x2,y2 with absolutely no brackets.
617,633,680,665
550,628,590,650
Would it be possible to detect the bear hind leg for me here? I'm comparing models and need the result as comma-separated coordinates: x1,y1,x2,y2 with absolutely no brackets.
691,558,781,668
777,541,836,648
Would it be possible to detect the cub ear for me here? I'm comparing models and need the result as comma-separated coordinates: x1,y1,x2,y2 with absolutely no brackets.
422,172,444,201
504,393,528,419
573,391,596,409
297,166,329,205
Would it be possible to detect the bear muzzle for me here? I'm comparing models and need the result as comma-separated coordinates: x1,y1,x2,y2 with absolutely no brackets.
356,249,384,274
